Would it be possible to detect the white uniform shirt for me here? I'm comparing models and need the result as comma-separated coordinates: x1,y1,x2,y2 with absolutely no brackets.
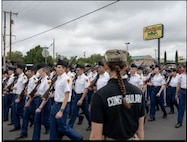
36,75,51,96
178,72,187,89
27,75,38,95
14,73,28,94
67,71,75,102
151,73,166,86
54,72,71,102
75,73,90,94
6,73,15,86
169,74,179,87
128,73,143,87
96,71,110,90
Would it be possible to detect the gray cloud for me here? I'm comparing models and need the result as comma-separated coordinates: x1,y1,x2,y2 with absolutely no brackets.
3,1,187,61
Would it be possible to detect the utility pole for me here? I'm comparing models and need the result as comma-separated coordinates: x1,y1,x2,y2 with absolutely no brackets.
53,38,55,59
3,11,7,71
8,11,18,61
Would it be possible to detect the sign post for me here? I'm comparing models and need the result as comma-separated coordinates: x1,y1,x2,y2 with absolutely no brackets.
143,23,164,67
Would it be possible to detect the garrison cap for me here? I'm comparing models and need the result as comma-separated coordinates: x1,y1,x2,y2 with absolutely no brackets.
56,59,68,67
77,64,85,69
17,64,26,70
7,65,16,71
26,65,37,71
104,49,127,62
131,64,137,68
98,61,105,66
171,68,177,72
37,63,48,70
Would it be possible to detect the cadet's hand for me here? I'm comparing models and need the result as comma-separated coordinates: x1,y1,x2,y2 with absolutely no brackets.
77,99,83,106
156,92,160,97
24,102,30,108
15,97,21,103
55,111,63,119
36,108,42,113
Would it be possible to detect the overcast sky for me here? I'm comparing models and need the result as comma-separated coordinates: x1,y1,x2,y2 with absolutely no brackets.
2,1,187,61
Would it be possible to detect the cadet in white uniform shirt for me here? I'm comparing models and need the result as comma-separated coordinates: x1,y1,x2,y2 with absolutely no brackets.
49,59,83,140
95,61,110,90
128,64,143,90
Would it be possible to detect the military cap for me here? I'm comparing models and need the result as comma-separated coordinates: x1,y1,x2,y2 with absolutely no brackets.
138,66,143,70
77,64,85,69
154,64,160,69
26,65,37,71
98,61,105,66
85,64,91,68
131,64,137,68
56,59,68,67
104,49,127,62
171,68,177,72
37,63,48,70
7,65,16,71
17,64,26,70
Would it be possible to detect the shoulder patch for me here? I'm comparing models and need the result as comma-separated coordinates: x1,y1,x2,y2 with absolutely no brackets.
67,79,70,84
85,79,89,82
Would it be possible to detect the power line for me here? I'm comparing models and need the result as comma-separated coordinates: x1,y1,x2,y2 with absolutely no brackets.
12,0,119,45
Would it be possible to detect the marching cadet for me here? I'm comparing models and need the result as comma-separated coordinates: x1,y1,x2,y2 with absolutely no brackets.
166,68,179,114
95,61,110,91
15,65,38,139
148,65,167,121
128,64,144,91
68,64,91,131
32,63,51,140
175,64,187,128
49,59,83,140
3,66,16,123
9,64,28,132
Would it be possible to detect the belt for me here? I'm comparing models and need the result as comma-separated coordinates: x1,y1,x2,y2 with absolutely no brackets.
181,88,187,90
54,101,62,104
76,93,83,95
104,134,139,140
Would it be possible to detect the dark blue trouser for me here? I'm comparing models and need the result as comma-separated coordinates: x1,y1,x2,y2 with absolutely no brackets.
166,86,179,112
32,97,51,140
68,91,91,128
149,86,167,119
20,98,35,135
50,102,82,140
12,95,26,129
3,93,16,121
177,88,187,124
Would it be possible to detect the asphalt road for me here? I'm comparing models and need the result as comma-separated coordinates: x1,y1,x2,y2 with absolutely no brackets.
2,106,186,140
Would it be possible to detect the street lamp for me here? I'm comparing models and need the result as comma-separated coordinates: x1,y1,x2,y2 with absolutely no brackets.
125,42,130,62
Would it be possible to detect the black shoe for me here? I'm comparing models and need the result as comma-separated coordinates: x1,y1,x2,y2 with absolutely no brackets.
79,136,83,140
175,123,182,128
7,122,14,125
44,127,49,134
86,126,91,131
9,127,20,132
29,121,34,127
15,134,28,140
163,113,167,118
168,111,174,114
148,117,155,121
3,119,8,122
77,115,84,125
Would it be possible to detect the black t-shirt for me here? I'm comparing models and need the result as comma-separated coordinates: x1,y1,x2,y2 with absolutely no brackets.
90,78,145,140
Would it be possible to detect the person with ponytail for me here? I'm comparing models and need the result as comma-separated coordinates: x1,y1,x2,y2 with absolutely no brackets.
89,49,145,140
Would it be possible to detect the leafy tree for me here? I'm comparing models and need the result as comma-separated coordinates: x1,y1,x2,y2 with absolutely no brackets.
6,51,24,63
23,45,53,64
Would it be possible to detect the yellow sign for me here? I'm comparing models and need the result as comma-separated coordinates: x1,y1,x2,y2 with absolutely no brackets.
143,24,164,40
